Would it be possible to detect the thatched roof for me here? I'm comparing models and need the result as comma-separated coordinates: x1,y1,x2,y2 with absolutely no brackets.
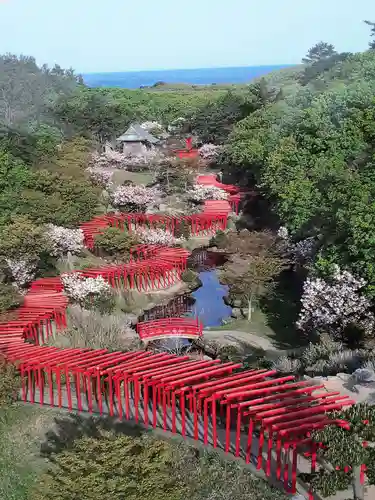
116,123,159,144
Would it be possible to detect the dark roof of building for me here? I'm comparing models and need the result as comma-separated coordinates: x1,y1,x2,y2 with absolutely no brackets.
116,123,160,144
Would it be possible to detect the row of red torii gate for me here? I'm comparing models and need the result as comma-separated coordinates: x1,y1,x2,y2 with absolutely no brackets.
0,174,364,499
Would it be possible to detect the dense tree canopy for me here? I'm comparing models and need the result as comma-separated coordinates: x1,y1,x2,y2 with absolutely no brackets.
226,49,375,297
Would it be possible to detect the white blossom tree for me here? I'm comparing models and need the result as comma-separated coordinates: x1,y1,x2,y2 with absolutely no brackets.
187,185,228,202
45,224,84,257
297,267,375,337
135,227,184,246
5,258,38,287
110,184,162,211
86,167,113,188
61,273,112,305
198,144,222,162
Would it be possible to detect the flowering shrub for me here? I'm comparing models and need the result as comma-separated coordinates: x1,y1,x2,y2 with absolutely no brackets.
277,226,289,239
91,144,164,171
167,117,186,134
61,273,112,305
45,224,84,257
292,237,316,262
135,227,183,246
198,144,222,162
110,184,162,210
187,185,228,202
277,226,317,264
297,267,375,337
140,121,166,137
5,258,38,287
86,167,113,188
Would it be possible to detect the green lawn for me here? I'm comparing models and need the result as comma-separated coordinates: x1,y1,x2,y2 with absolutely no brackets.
0,404,59,500
112,169,154,186
211,305,309,352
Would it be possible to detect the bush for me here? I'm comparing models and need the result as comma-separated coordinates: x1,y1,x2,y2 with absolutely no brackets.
0,283,23,313
209,230,228,248
181,269,198,283
94,227,140,257
58,306,139,351
0,357,21,407
32,426,286,500
174,220,191,240
32,431,187,500
0,216,50,260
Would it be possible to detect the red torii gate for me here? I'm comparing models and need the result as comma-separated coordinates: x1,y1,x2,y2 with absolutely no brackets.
0,174,363,497
0,337,358,498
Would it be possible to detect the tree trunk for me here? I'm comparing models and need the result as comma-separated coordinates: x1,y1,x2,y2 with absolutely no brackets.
352,466,364,500
247,296,253,321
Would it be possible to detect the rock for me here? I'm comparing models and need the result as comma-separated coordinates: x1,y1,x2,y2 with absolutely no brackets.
353,368,375,383
126,314,138,325
231,308,242,319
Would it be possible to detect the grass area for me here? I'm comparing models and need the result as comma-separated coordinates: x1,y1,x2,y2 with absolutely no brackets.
209,308,307,351
112,169,154,186
0,404,60,500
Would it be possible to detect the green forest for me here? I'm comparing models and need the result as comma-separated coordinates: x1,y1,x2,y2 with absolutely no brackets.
2,19,375,500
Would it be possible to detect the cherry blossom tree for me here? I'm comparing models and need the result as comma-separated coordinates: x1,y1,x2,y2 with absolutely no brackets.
86,167,113,188
110,185,162,211
45,224,84,257
5,258,38,287
187,185,228,202
297,267,375,338
91,144,164,171
61,273,112,305
135,227,184,246
198,144,222,162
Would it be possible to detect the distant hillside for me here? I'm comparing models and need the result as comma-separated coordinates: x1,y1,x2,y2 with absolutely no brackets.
0,54,81,130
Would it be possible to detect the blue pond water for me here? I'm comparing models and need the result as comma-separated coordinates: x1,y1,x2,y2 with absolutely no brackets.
141,250,232,328
191,270,232,328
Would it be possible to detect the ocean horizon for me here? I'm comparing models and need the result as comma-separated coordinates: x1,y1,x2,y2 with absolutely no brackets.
82,64,294,89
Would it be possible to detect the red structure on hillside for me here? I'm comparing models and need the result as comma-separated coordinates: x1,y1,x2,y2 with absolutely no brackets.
175,137,199,159
0,174,365,499
0,332,358,498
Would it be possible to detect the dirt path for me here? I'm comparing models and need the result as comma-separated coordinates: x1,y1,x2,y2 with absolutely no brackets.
203,329,282,354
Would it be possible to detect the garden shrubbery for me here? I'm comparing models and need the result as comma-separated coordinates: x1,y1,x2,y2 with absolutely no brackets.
31,427,286,500
0,357,21,407
94,227,140,258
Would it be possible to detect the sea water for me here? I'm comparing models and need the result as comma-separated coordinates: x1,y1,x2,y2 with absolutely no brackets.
82,64,292,89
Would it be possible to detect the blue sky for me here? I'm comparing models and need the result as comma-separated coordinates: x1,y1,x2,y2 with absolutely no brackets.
0,0,373,72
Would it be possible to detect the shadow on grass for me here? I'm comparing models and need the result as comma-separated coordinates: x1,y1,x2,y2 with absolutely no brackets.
259,269,313,350
40,413,145,457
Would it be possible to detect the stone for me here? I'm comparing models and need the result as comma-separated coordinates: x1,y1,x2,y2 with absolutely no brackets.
353,368,375,383
231,308,242,319
126,314,138,325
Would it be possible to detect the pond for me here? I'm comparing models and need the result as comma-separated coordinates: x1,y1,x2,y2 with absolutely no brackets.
141,249,232,328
